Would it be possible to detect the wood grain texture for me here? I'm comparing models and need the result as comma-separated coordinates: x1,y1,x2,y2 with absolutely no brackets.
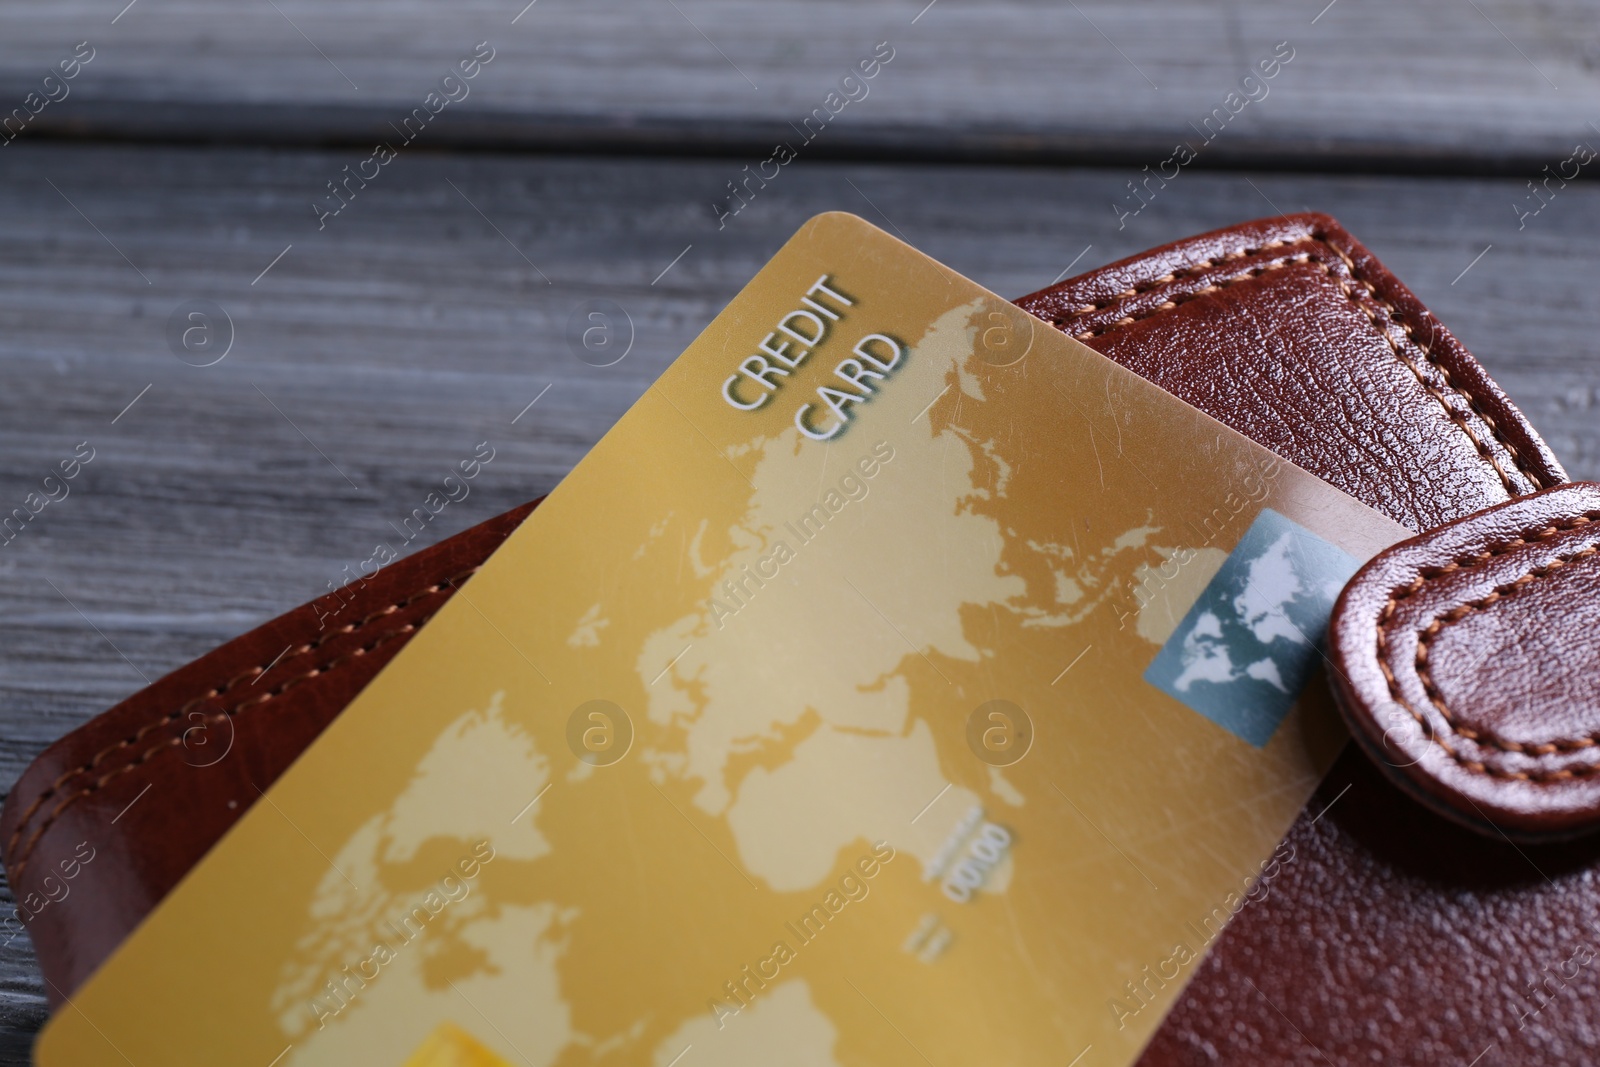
0,142,1597,1057
1,0,1598,168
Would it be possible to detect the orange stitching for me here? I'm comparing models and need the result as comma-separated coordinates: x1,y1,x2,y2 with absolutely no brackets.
1081,260,1312,333
1415,543,1600,756
1053,232,1542,498
1374,511,1600,780
1055,236,1304,315
1068,253,1309,336
5,567,480,878
9,621,429,885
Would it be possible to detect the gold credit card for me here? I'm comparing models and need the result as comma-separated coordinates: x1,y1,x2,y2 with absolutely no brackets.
39,213,1407,1067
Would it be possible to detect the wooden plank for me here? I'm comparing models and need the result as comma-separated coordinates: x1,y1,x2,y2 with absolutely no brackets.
0,0,1597,168
0,142,1597,1057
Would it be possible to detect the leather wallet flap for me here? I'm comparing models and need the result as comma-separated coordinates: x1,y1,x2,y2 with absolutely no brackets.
1330,481,1600,840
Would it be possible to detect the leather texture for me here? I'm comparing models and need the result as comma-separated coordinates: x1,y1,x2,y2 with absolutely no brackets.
1012,214,1565,531
1139,746,1600,1066
1328,481,1600,841
2,212,1588,1065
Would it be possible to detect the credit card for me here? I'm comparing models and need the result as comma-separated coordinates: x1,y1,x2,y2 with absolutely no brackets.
40,213,1407,1067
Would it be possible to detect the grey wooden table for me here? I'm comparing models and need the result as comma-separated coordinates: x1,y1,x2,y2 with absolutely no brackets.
1,0,1598,1060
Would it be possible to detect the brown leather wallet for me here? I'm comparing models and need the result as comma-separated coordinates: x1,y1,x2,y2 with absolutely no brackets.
6,213,1594,1065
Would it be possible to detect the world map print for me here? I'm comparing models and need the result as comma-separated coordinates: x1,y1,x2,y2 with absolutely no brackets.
1144,509,1359,746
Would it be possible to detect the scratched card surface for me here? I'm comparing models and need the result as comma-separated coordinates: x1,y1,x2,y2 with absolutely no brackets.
40,214,1407,1067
